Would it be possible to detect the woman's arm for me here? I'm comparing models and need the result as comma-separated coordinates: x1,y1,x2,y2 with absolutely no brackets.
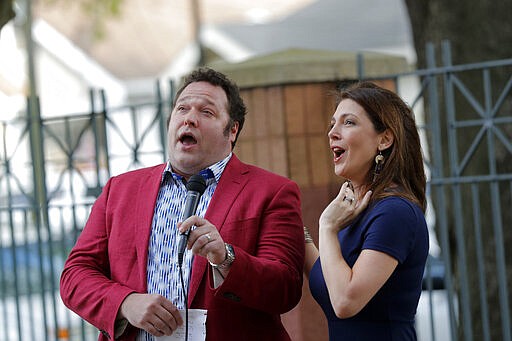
319,231,397,318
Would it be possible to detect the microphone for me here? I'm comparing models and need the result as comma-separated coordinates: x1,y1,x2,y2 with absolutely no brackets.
177,174,207,267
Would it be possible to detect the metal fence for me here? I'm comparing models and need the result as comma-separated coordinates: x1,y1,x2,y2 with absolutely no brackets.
1,83,172,340
1,42,511,341
397,42,511,341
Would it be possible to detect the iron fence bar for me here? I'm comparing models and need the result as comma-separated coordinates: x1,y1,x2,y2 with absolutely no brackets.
450,76,485,118
64,117,78,204
443,40,473,341
102,110,134,157
0,233,7,341
23,0,55,334
470,184,491,341
22,210,37,341
449,187,472,341
491,125,512,153
484,67,512,340
0,120,31,195
456,125,486,175
409,74,432,110
7,199,22,340
100,89,111,180
429,43,458,341
0,122,8,340
129,106,140,166
490,179,512,341
483,66,512,158
483,69,492,121
484,70,496,177
365,57,512,82
56,207,73,338
157,80,167,162
90,89,103,195
41,119,71,160
431,182,456,341
28,98,52,341
136,107,165,159
491,74,512,117
42,99,103,338
430,173,512,185
423,255,437,341
90,90,108,196
169,79,176,105
42,117,63,341
163,79,176,160
451,116,512,127
141,118,165,155
425,42,456,341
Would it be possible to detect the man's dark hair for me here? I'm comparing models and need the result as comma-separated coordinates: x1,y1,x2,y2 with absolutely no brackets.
170,67,247,148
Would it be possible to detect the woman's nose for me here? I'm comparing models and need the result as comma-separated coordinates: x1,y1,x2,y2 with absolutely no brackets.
328,127,339,140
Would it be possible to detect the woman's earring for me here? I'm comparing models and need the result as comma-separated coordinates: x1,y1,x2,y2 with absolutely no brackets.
373,151,385,182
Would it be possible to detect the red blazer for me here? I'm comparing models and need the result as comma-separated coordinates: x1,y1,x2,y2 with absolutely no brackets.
60,154,305,340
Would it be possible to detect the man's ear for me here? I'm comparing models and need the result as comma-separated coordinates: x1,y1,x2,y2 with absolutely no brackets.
378,129,394,151
229,121,239,143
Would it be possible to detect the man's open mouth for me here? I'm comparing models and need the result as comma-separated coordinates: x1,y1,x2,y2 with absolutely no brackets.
179,132,197,146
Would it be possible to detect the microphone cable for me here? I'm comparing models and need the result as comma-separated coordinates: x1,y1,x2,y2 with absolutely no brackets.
179,261,189,341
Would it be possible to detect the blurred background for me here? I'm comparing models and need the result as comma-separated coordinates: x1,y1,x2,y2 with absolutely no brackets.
1,0,511,340
1,0,417,117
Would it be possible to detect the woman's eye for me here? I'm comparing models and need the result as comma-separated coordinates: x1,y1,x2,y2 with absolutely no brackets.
344,120,354,125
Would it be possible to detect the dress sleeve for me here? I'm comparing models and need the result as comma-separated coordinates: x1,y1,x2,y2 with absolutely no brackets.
362,198,422,263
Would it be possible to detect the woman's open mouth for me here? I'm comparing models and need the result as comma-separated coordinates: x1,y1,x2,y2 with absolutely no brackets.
332,147,345,162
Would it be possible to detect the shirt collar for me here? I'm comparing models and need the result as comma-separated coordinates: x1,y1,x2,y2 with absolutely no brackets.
162,153,232,185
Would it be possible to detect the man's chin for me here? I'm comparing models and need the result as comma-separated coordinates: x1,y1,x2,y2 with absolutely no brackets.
171,157,205,173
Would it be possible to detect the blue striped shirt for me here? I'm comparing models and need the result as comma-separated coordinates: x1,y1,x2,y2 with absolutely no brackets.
137,154,231,341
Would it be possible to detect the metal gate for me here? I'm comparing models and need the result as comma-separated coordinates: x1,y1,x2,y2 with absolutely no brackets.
0,83,172,340
1,43,511,340
378,42,512,341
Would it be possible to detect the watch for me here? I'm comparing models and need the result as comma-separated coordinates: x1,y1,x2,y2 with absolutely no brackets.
209,243,235,269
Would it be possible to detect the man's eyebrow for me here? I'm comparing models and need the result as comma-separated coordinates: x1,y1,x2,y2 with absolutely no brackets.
176,95,216,106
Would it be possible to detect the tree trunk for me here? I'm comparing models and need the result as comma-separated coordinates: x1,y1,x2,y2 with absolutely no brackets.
404,1,512,340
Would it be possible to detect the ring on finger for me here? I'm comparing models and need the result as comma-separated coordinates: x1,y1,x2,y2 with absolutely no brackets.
204,233,212,242
343,196,355,203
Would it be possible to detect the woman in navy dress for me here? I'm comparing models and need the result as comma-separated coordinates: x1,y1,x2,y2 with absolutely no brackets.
304,82,429,340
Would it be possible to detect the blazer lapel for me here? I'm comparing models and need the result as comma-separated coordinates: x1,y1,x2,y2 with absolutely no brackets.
135,164,166,291
188,155,249,304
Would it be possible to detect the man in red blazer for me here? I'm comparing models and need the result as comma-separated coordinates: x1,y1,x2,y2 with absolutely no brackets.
60,67,305,340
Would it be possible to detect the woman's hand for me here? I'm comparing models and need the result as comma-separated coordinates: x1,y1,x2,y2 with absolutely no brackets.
319,181,372,232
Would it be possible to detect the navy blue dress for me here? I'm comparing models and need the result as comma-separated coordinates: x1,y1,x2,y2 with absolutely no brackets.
309,197,429,340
